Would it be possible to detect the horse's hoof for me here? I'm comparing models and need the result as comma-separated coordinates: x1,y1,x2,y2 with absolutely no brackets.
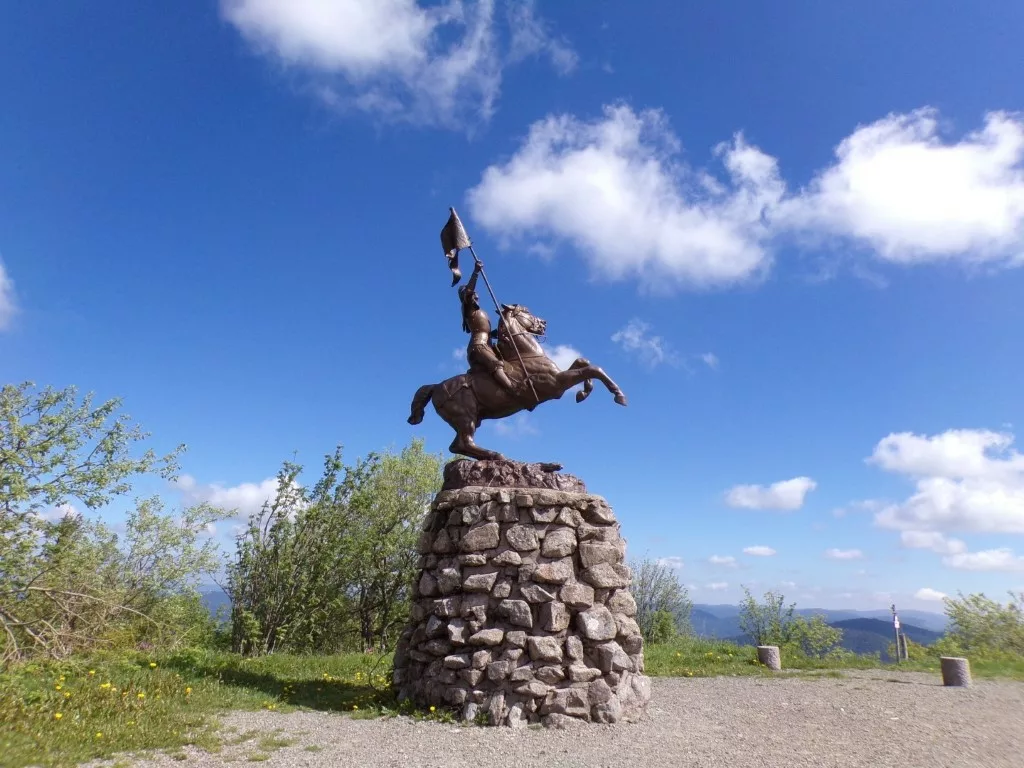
614,394,628,406
575,390,588,403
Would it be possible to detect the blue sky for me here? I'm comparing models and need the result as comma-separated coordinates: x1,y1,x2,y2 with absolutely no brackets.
3,1,1024,611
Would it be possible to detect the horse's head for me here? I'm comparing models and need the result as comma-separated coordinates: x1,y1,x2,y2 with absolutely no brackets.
501,303,547,337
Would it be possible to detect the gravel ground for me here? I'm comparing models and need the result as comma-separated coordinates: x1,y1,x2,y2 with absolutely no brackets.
92,671,1024,768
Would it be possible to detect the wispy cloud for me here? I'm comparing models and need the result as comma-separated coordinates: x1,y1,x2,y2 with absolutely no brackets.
611,319,675,368
657,556,684,570
824,548,864,561
0,260,17,331
914,587,947,602
540,343,582,370
706,582,729,591
700,352,719,370
491,413,539,438
742,546,776,557
725,477,817,511
221,0,574,128
708,555,737,567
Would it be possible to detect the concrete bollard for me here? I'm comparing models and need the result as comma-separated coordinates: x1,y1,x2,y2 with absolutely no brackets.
940,656,972,687
756,645,782,671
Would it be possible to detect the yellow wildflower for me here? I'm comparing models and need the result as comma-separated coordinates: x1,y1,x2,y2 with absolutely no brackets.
137,693,146,699
127,721,135,726
185,687,192,695
95,733,103,739
64,692,71,699
149,662,157,668
54,713,62,720
429,706,435,712
88,670,95,676
352,705,358,710
99,682,112,690
55,684,62,691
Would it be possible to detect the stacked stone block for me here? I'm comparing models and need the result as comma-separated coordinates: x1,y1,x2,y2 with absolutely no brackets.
392,482,651,727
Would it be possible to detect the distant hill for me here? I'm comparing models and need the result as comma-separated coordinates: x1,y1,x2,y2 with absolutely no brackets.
689,603,947,639
723,618,942,661
829,618,942,660
201,587,231,618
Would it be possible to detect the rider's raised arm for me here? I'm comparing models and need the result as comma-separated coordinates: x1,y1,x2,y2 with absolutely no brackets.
465,263,481,294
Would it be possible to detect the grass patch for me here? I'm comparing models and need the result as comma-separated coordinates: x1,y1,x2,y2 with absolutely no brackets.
4,641,1022,766
0,648,453,768
645,636,1024,682
645,636,880,677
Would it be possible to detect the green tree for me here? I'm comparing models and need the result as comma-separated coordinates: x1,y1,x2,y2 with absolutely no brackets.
942,591,1024,655
788,613,843,657
0,382,224,663
738,587,796,646
737,587,843,656
227,439,443,655
630,558,692,642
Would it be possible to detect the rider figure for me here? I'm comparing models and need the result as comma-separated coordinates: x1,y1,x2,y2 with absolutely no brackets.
459,261,521,398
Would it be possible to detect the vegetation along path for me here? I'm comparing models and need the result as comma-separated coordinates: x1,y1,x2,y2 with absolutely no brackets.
88,672,1024,768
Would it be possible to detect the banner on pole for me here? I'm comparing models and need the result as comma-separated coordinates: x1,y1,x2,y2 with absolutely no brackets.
440,207,472,287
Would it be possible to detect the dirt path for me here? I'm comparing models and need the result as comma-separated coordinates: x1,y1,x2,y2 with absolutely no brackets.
93,671,1024,768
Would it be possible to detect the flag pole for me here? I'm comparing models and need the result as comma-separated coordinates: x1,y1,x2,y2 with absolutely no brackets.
466,245,540,406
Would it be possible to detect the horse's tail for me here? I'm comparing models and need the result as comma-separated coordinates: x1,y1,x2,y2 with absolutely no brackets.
407,383,436,425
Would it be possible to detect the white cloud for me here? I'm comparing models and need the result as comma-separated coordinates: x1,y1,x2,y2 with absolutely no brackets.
506,0,576,75
915,587,948,602
870,429,1024,534
221,0,573,127
467,105,783,290
869,429,1024,481
708,555,737,567
466,106,1024,292
33,503,80,523
611,320,674,367
174,474,291,518
743,546,776,557
725,476,817,511
942,548,1024,572
0,261,17,331
700,352,719,370
657,556,684,570
706,582,729,591
491,413,538,438
899,530,967,555
778,109,1024,266
824,548,864,560
540,343,582,371
780,580,797,589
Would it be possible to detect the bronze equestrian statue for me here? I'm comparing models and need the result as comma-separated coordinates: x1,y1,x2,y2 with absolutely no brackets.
408,218,627,461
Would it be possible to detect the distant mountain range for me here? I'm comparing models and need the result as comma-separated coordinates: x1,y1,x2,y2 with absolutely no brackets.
688,603,946,662
690,603,948,637
199,591,947,661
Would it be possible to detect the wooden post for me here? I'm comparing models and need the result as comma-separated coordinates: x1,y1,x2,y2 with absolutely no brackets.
891,604,901,663
756,645,781,671
940,656,972,687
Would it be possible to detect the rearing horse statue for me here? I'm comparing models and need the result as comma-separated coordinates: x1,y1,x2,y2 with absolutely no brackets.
408,303,627,460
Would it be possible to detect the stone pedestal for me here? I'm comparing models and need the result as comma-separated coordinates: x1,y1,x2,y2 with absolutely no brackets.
940,656,972,687
392,460,651,727
756,645,781,671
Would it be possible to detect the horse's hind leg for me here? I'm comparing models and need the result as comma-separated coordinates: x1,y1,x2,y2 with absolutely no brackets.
438,389,504,461
449,420,504,461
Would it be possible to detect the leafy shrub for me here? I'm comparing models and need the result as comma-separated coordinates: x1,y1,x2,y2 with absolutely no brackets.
630,558,692,641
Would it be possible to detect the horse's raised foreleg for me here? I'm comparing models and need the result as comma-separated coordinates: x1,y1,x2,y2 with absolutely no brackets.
555,363,627,406
566,358,594,403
